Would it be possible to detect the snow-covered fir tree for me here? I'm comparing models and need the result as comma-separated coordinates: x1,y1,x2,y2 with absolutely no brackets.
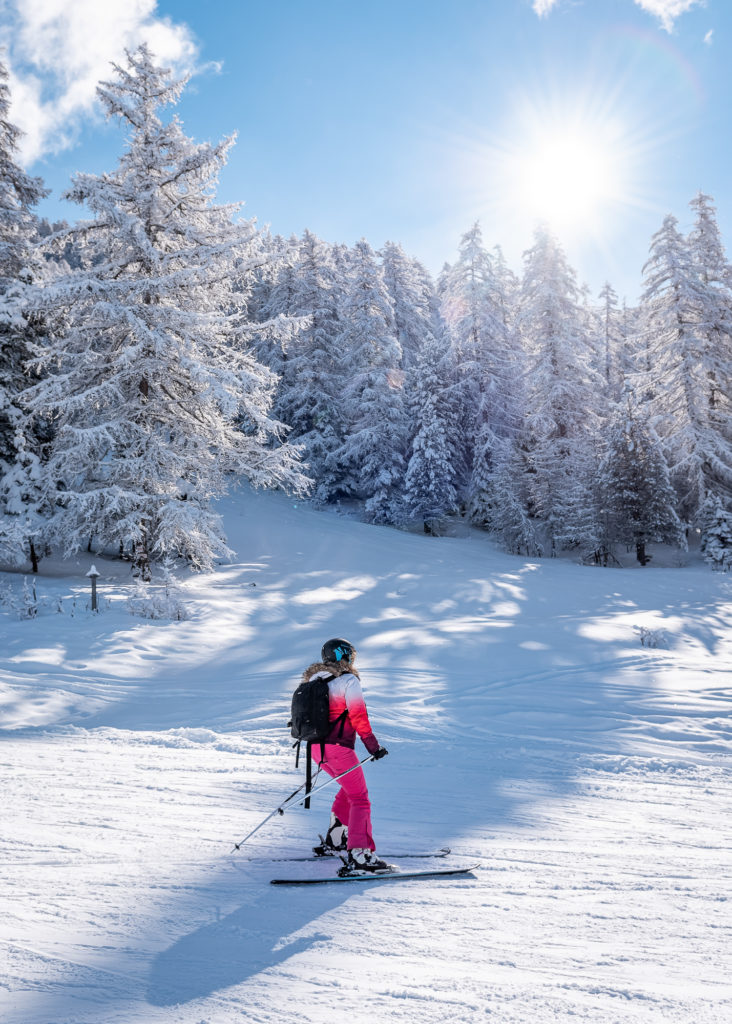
518,224,602,552
640,211,732,526
440,223,517,509
382,239,463,529
0,59,50,570
596,393,684,565
685,193,732,509
380,241,435,369
615,299,641,389
484,437,542,556
439,223,495,372
688,192,730,290
37,217,82,270
699,494,732,571
467,264,520,526
330,243,352,292
250,233,303,393
247,229,289,326
597,282,625,403
467,245,533,555
276,230,348,502
328,239,408,523
490,245,519,326
438,223,491,496
25,46,305,578
403,329,458,533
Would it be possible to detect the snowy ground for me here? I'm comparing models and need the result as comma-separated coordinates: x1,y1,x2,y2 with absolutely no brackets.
2,489,731,1023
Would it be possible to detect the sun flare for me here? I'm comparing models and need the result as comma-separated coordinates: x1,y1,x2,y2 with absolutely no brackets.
450,88,650,274
511,127,625,234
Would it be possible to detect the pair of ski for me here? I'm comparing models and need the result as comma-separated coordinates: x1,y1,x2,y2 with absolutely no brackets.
266,847,480,886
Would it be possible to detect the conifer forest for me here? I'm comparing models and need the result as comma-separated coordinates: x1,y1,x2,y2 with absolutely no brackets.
2,46,732,578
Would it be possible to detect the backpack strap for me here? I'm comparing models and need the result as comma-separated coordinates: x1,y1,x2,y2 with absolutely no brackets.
313,672,344,754
305,740,313,809
333,708,348,741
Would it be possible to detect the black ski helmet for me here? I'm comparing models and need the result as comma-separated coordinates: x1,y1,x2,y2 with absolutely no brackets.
322,637,356,665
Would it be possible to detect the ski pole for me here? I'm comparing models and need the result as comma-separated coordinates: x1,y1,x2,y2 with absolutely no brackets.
231,780,307,852
230,753,374,853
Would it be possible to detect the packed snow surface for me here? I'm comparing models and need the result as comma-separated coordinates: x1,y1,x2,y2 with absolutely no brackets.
1,489,731,1023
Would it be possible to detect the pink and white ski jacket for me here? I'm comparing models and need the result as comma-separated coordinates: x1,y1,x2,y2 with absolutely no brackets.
301,661,380,755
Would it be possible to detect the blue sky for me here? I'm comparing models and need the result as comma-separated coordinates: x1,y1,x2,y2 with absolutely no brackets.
2,0,728,301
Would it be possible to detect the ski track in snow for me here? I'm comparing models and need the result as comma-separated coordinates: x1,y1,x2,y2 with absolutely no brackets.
1,489,731,1023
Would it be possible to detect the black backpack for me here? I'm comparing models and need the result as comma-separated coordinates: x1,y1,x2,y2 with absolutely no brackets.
290,675,333,746
289,673,346,808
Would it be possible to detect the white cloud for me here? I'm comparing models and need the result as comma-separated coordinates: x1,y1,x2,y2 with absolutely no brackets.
532,0,705,32
1,0,200,165
532,0,559,15
634,1,704,32
704,28,714,44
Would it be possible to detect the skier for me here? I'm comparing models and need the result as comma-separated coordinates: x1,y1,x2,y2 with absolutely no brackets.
305,637,389,872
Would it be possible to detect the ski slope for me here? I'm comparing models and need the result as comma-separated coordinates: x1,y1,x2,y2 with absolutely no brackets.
2,488,731,1023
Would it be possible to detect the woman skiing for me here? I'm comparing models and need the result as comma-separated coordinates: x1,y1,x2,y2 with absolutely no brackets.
304,637,389,872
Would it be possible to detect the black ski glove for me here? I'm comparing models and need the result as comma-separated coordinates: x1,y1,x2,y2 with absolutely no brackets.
372,746,389,759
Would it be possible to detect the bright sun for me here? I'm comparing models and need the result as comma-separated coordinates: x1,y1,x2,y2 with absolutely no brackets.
511,128,624,234
452,96,638,251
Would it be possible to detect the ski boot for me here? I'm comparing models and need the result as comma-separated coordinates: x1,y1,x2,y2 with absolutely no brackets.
313,814,348,857
338,848,392,876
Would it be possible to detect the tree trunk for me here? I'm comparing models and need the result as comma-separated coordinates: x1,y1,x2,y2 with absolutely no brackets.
133,524,152,582
29,540,39,574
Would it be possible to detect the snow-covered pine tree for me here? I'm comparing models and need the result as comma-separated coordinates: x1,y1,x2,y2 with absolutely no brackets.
490,245,519,328
276,229,347,502
438,223,495,499
468,261,520,528
328,239,407,523
0,58,50,570
518,224,602,552
612,299,644,407
331,242,353,291
380,239,464,528
25,46,305,578
403,329,458,533
247,228,288,326
250,233,302,398
476,245,534,555
596,393,684,565
439,223,494,373
699,494,732,571
380,241,435,369
641,211,732,527
474,245,534,553
484,437,541,556
688,192,730,291
440,223,519,515
37,217,83,271
686,192,732,509
597,282,625,403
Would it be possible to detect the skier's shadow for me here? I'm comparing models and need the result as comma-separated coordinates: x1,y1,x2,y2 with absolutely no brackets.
146,878,351,1006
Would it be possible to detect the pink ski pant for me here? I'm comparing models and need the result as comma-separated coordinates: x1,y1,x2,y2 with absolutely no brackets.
316,743,375,851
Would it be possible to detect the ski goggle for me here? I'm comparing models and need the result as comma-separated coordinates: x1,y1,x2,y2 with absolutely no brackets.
333,645,355,662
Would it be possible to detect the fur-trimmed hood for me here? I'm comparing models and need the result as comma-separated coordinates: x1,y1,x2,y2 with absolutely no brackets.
302,660,360,683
